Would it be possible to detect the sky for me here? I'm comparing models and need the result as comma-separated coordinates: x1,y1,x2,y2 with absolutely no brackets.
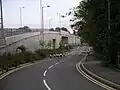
2,0,80,32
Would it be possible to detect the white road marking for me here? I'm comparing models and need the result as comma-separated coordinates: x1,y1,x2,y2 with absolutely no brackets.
43,70,47,77
0,63,33,80
76,56,116,90
0,59,51,80
48,65,53,70
55,63,57,65
60,60,64,63
56,62,59,65
43,79,52,90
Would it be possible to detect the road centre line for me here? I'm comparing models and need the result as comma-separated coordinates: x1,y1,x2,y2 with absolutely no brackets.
48,65,53,70
43,70,47,77
43,79,52,90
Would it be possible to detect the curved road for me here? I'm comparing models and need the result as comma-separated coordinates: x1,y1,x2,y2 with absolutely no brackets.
0,48,104,90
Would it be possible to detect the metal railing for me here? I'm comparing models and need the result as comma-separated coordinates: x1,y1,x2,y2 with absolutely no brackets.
3,28,41,37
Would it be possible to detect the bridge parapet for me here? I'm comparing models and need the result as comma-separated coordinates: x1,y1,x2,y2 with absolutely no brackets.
0,30,81,54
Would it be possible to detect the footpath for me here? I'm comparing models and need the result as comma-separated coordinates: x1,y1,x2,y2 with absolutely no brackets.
83,55,120,89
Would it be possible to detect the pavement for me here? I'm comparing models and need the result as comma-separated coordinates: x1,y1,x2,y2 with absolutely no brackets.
0,47,104,90
84,55,120,86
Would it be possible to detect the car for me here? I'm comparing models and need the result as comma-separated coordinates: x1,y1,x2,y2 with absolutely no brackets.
60,53,63,57
53,54,56,58
49,54,53,58
56,54,60,57
82,50,87,53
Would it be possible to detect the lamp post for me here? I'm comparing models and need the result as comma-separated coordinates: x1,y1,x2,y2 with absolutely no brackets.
41,5,50,43
49,18,52,29
20,6,25,27
57,13,62,28
0,0,3,29
0,0,5,46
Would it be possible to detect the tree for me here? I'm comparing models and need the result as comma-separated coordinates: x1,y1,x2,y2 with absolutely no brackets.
18,26,32,32
16,45,26,53
39,40,46,49
55,27,61,32
72,0,120,65
46,40,53,49
61,27,70,33
49,28,54,31
39,40,53,49
23,26,29,29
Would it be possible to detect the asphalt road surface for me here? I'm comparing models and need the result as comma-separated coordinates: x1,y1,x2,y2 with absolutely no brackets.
0,48,104,90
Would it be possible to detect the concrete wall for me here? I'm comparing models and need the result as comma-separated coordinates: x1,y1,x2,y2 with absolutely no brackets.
0,31,81,54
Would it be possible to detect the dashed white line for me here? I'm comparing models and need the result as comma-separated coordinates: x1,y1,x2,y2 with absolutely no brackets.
43,70,47,76
55,63,57,65
48,65,53,69
60,61,64,63
56,62,59,65
43,61,64,90
43,79,52,90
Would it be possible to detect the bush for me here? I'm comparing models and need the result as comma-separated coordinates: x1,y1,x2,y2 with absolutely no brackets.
16,45,26,53
0,45,72,71
35,49,47,58
32,53,42,61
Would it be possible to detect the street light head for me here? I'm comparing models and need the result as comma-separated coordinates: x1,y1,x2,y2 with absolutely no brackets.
42,5,50,8
57,13,60,15
47,5,50,7
20,6,25,8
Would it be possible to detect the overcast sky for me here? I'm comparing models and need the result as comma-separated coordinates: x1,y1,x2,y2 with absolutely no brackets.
2,0,80,31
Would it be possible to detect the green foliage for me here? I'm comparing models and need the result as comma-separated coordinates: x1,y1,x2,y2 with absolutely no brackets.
16,45,26,53
0,43,72,72
39,40,45,49
46,40,53,49
72,0,120,65
35,49,47,58
49,28,54,31
55,27,60,32
39,40,53,49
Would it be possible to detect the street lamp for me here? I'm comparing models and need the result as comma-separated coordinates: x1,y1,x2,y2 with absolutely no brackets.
41,5,50,49
57,13,62,28
49,18,52,29
0,0,5,46
20,6,25,27
41,5,50,31
57,13,67,28
0,0,3,29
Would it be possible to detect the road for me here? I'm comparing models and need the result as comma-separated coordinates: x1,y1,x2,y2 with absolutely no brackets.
0,48,104,90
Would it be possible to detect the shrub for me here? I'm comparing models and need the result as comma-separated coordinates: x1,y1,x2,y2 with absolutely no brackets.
35,49,47,58
16,45,26,53
0,45,72,71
